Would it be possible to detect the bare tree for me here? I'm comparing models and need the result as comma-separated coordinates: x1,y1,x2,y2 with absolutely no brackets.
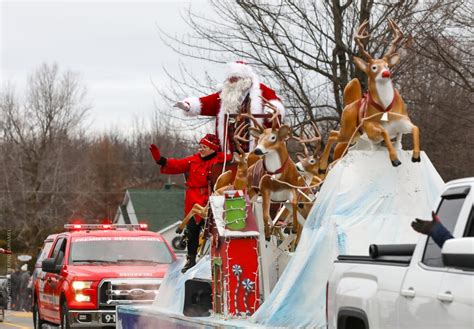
73,111,195,222
0,63,89,250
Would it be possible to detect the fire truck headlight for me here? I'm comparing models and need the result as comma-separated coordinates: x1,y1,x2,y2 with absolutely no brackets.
72,281,93,302
72,281,93,290
75,293,91,302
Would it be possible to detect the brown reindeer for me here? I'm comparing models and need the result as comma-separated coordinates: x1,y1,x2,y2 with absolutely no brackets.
294,124,339,183
334,19,420,166
175,203,209,234
214,121,250,195
243,112,304,241
275,127,339,229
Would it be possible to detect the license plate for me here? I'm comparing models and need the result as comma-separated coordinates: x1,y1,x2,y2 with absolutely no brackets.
101,313,116,323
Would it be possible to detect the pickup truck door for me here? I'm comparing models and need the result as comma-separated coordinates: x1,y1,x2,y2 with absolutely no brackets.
436,266,474,328
434,204,474,328
41,237,67,324
398,187,470,329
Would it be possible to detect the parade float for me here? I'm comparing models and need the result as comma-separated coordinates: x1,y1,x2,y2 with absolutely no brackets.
116,20,444,328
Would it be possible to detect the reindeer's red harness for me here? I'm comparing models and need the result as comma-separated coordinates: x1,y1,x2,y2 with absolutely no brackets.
367,90,398,113
263,156,290,175
357,90,399,130
250,156,291,190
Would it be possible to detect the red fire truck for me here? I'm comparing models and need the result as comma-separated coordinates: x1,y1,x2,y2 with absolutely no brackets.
33,223,176,328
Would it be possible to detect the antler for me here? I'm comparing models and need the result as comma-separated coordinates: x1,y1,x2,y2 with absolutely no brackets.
291,122,322,157
261,97,281,129
233,121,249,155
354,19,373,60
288,125,310,157
384,18,404,58
270,107,281,130
299,122,321,143
239,113,265,133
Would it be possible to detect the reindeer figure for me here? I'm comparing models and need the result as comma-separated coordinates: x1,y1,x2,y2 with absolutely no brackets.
334,19,420,166
272,126,339,230
175,203,209,234
243,112,303,240
294,124,339,183
214,121,250,195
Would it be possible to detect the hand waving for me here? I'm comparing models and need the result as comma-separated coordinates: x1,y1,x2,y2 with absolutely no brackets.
411,211,439,235
149,144,161,162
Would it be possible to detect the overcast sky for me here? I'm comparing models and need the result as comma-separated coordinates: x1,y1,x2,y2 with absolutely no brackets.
1,0,222,134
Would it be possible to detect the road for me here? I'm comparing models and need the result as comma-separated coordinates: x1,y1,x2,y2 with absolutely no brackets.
0,310,33,329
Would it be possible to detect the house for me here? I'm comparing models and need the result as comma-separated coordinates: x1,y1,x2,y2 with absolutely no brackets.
113,186,185,252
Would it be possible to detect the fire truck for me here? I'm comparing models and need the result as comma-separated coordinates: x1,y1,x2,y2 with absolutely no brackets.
33,223,176,328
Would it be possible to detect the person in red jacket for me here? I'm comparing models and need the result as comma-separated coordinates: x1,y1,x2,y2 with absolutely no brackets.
149,134,228,273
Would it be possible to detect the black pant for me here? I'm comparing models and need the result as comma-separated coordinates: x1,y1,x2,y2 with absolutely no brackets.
186,217,203,256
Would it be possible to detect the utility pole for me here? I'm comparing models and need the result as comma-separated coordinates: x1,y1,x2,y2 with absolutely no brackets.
7,229,12,310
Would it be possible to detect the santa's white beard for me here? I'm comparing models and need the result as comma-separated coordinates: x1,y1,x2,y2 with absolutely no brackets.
220,78,252,114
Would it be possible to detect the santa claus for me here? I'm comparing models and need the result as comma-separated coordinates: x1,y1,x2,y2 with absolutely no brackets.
174,61,285,152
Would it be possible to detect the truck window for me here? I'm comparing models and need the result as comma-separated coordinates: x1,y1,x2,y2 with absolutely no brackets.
35,240,54,267
50,238,67,266
50,238,65,260
422,193,467,268
463,207,474,237
69,237,173,265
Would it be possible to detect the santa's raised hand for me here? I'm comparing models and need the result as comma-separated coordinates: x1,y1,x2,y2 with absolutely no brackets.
173,101,190,112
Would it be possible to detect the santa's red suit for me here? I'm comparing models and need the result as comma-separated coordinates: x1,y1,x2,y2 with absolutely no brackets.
181,62,285,151
160,152,228,223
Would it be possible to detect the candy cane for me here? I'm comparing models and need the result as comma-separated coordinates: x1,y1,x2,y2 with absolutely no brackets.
242,278,255,316
231,264,242,315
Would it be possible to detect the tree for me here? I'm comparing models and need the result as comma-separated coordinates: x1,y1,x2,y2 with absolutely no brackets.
0,63,89,250
74,112,195,222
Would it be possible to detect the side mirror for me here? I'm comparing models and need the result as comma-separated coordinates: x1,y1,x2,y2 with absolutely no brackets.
442,237,474,270
42,258,60,274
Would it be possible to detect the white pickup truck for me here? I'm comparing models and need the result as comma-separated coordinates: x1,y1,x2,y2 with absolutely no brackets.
327,177,474,329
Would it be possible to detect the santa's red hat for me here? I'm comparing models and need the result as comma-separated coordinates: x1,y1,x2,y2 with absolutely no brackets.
226,60,257,80
199,134,220,151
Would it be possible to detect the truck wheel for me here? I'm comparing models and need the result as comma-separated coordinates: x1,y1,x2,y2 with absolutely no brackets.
0,306,4,322
61,302,71,329
33,300,44,329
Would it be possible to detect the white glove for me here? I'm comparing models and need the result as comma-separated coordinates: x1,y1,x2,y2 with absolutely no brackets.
173,101,190,112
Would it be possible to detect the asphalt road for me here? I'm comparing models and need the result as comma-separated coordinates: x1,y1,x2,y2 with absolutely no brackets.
0,310,33,329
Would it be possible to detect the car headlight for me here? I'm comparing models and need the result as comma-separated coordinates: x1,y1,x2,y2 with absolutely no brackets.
72,281,93,290
74,293,91,302
72,281,93,302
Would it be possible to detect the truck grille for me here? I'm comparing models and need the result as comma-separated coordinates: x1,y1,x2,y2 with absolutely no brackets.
99,278,162,306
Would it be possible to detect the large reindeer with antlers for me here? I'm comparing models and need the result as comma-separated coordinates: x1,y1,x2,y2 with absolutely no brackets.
334,19,420,167
242,112,304,240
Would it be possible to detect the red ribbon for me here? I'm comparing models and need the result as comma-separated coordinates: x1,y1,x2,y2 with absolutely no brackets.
263,156,290,175
366,90,398,113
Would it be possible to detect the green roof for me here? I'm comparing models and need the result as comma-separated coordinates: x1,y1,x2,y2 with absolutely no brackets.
127,188,184,232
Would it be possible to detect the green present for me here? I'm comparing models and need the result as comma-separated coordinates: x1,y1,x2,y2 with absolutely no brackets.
224,194,247,231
